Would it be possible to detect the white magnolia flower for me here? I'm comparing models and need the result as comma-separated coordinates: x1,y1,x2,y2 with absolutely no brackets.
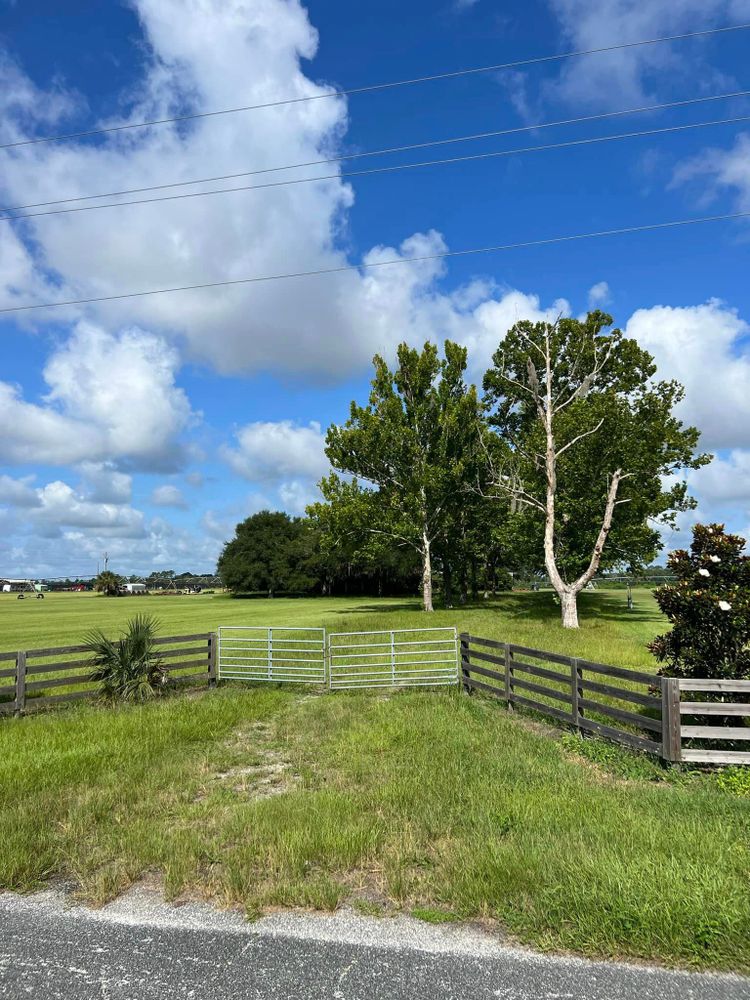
719,600,732,611
710,555,721,563
698,568,710,577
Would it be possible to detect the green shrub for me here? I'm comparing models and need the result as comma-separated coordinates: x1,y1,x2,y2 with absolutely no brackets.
715,766,750,797
85,614,167,703
649,523,750,680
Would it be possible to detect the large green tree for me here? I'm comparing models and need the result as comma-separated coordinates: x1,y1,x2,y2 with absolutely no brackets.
325,341,483,612
218,511,316,596
482,311,709,628
308,475,420,596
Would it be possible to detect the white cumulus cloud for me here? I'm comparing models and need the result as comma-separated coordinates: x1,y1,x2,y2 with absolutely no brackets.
544,0,748,109
78,462,133,504
29,481,147,538
151,484,188,508
0,322,193,469
588,281,611,308
624,299,750,451
672,132,750,211
222,420,329,483
0,0,573,383
0,474,41,508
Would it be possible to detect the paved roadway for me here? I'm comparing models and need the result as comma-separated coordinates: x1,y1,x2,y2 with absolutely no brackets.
0,888,747,999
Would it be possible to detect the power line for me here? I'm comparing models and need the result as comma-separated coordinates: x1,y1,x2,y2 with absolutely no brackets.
5,87,750,215
2,209,747,315
3,112,748,223
2,22,749,151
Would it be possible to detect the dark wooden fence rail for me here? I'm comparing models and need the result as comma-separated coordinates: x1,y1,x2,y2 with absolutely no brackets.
460,633,682,761
0,632,217,717
5,628,749,767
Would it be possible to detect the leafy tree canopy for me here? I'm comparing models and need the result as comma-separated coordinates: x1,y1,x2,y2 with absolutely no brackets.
325,340,484,611
308,475,420,591
218,511,316,596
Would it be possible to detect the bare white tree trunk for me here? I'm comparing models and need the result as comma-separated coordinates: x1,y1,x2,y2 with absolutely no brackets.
488,320,626,629
422,530,434,613
538,328,623,629
560,590,579,628
547,469,624,627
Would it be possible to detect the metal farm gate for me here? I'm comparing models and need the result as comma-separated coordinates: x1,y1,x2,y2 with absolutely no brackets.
328,627,459,690
216,625,459,690
217,627,326,684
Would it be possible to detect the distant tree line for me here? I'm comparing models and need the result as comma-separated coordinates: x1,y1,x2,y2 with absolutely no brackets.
217,510,421,598
218,312,709,627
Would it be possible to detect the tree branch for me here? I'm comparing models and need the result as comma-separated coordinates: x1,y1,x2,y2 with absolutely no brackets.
554,418,605,459
572,468,624,591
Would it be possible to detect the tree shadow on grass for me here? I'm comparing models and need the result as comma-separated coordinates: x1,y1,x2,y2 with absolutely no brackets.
578,591,662,626
324,601,424,616
481,589,662,627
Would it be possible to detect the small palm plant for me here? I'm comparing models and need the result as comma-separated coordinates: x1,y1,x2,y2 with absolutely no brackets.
85,614,167,702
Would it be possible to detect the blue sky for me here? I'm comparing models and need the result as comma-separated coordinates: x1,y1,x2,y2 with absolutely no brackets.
1,0,750,578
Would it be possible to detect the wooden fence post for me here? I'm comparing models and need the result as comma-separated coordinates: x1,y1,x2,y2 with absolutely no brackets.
208,633,218,688
459,634,471,693
660,677,682,763
14,651,26,717
571,657,580,730
504,643,513,711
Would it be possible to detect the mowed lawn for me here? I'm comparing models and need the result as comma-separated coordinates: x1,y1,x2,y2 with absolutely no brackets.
1,587,749,972
0,591,392,652
0,586,660,668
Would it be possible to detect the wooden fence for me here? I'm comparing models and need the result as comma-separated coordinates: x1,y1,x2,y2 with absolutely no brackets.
678,678,750,765
0,632,217,717
459,634,750,766
3,627,749,767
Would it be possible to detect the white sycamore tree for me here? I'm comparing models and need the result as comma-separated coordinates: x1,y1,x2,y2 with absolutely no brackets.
482,312,708,628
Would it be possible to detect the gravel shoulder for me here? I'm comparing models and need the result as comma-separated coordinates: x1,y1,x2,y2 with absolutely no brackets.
1,887,748,1000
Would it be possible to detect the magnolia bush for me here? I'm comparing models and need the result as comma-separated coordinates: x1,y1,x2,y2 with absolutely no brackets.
649,524,750,679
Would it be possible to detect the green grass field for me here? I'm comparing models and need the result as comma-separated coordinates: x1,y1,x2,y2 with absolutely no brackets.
0,586,660,668
1,587,749,972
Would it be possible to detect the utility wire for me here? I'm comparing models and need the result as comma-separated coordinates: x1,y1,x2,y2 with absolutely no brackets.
2,22,749,150
5,87,750,215
3,112,749,223
2,209,747,315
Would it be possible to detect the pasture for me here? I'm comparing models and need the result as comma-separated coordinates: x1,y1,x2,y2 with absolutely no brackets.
2,587,749,972
0,587,659,667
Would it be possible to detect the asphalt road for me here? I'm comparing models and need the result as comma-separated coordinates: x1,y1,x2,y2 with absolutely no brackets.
0,889,747,1000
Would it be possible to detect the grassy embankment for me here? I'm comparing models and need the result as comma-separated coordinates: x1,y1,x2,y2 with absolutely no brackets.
1,588,749,972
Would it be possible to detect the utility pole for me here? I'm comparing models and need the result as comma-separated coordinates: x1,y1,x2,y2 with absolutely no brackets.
103,552,109,572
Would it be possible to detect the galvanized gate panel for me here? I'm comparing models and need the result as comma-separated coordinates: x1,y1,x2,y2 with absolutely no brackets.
218,626,326,684
328,627,458,690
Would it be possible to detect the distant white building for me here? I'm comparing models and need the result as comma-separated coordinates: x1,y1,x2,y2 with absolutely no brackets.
122,583,147,594
2,579,46,593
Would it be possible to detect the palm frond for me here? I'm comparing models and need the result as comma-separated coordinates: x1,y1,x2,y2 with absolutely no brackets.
84,615,167,702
